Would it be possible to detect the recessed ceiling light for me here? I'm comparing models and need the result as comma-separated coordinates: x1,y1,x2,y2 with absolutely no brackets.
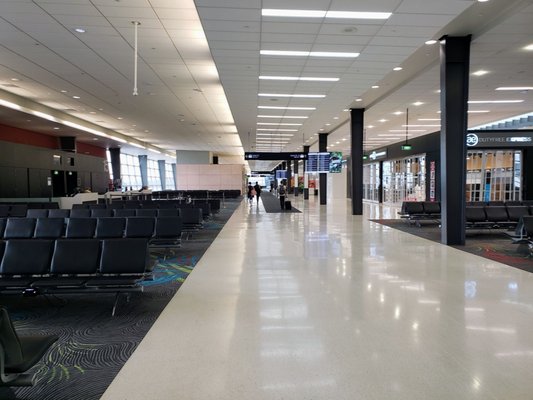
495,87,533,91
333,117,339,120
325,123,331,126
477,0,489,2
343,109,349,112
468,100,524,104
393,111,403,115
355,98,362,102
89,111,96,114
379,119,388,122
258,106,316,110
467,110,490,113
367,125,375,128
53,127,60,130
371,85,379,89
260,50,359,58
60,90,68,93
257,115,308,119
418,118,440,121
257,122,303,126
10,78,19,81
258,93,326,98
413,101,424,106
74,28,86,33
425,40,437,45
261,9,391,20
393,67,403,71
256,128,298,131
117,117,123,120
259,75,339,82
319,129,324,131
524,44,533,51
472,70,489,76
72,95,80,99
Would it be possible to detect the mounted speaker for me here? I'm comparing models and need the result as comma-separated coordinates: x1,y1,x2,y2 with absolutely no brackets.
59,136,76,152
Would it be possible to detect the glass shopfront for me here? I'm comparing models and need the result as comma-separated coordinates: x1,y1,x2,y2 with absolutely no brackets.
466,150,521,202
382,154,426,204
363,162,380,202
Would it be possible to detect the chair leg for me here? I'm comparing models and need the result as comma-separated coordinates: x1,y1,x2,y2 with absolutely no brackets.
111,292,121,317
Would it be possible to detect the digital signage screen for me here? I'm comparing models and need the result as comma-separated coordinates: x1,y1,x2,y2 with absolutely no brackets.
306,152,330,173
329,152,342,173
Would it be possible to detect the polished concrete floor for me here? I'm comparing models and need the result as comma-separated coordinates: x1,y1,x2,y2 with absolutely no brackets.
102,195,533,400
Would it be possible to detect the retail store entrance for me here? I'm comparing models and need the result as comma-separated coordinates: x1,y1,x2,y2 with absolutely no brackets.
466,150,521,202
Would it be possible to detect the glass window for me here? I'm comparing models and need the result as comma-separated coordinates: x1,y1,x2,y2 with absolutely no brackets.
120,153,142,190
106,150,113,181
147,159,162,191
165,163,175,190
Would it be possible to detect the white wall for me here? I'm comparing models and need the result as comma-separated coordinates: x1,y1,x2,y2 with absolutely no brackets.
327,166,347,200
176,164,243,191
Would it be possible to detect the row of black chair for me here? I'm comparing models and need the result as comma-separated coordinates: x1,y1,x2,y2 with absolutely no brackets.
399,201,441,222
466,205,530,228
0,217,183,247
466,200,533,206
26,207,204,226
0,238,152,316
79,200,218,217
151,189,241,199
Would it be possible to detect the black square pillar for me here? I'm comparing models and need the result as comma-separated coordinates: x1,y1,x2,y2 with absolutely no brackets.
303,145,310,199
440,35,471,245
350,108,364,215
319,133,328,205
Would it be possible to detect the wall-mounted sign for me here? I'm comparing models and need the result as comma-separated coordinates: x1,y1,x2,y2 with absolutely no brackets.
466,131,533,147
306,152,330,173
245,152,308,160
368,150,387,160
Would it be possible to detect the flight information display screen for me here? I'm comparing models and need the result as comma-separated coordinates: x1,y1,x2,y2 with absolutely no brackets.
306,152,330,173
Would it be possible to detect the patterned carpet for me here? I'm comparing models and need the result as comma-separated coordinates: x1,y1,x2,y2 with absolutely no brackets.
0,200,240,400
371,219,533,273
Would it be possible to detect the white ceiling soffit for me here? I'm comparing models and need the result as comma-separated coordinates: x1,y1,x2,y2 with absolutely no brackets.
0,0,241,159
196,0,533,169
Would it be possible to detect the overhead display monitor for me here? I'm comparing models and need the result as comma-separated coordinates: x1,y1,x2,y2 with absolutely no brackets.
245,152,308,161
306,152,330,173
275,170,287,179
329,152,342,173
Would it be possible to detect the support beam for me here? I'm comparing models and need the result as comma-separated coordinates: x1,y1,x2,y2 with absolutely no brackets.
319,133,328,205
293,159,299,196
303,145,309,200
350,109,364,215
440,35,471,245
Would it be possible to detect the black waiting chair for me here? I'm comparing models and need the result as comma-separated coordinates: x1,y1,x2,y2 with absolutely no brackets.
151,217,183,251
8,205,28,218
90,209,113,218
34,218,64,239
71,204,88,210
0,240,53,276
69,209,90,218
465,207,487,226
26,209,48,218
50,239,101,275
65,218,96,238
95,218,125,238
125,217,155,239
422,201,440,215
0,206,9,218
157,209,180,217
48,209,70,219
506,206,529,222
0,307,58,386
0,219,6,238
3,218,36,239
136,209,158,218
113,209,135,218
484,206,511,227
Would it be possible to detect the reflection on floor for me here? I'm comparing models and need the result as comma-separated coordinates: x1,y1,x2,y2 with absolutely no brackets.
96,195,533,400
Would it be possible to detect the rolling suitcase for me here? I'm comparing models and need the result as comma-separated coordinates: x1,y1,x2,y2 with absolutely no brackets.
284,200,292,211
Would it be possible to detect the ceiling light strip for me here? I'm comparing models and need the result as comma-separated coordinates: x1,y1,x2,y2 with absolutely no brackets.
259,75,339,82
260,50,359,58
261,9,391,20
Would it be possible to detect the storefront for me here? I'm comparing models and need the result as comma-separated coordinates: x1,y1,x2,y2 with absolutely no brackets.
382,154,426,204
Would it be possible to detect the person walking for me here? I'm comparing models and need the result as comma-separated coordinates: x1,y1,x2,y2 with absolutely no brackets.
254,182,262,204
278,181,286,210
247,183,254,205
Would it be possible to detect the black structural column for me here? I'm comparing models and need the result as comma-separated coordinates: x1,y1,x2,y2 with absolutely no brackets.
440,35,471,245
286,160,292,193
293,159,299,196
350,108,364,215
109,148,121,189
319,133,328,205
303,145,310,199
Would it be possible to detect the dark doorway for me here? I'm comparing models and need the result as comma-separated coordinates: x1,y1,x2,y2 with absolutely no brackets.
51,170,66,197
66,171,79,195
